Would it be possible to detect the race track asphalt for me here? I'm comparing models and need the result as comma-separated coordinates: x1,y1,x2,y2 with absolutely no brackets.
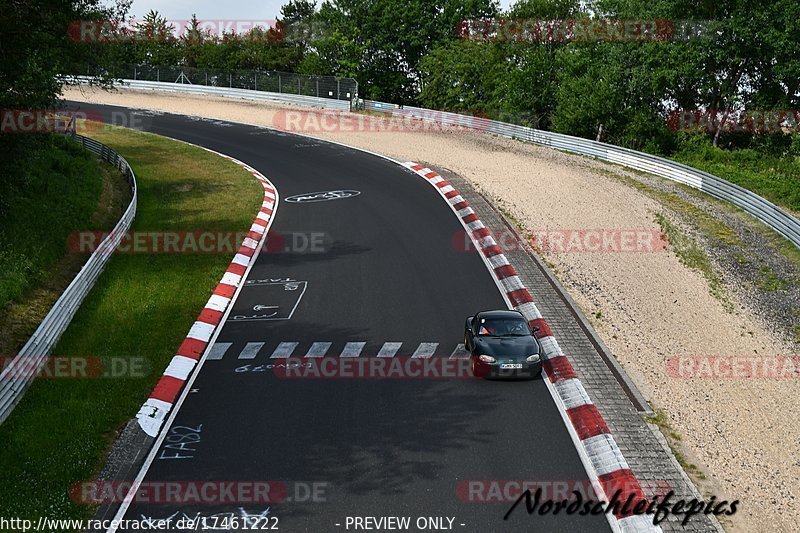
69,102,612,533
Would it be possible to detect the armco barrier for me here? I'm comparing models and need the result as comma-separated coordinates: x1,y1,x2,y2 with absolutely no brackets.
72,77,352,111
363,100,800,250
0,134,137,425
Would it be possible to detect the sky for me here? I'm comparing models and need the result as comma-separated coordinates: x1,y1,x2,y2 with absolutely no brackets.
123,0,515,21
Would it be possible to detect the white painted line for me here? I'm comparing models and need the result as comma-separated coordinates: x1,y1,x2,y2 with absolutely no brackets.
538,336,563,359
163,356,197,381
220,272,242,286
206,342,232,361
476,235,496,248
447,194,465,206
232,253,251,266
242,237,259,249
516,301,543,321
205,294,231,313
466,220,485,232
238,342,265,360
411,342,438,358
499,275,525,292
306,342,332,357
135,398,172,437
377,342,402,357
449,344,469,359
554,378,593,410
488,254,510,269
271,342,299,358
186,321,215,342
340,342,366,357
583,433,630,477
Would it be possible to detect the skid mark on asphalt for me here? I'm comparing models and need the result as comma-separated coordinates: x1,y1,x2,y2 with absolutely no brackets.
205,341,471,360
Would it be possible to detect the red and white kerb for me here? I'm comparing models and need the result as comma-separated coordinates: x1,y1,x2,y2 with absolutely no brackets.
136,151,276,438
403,162,660,533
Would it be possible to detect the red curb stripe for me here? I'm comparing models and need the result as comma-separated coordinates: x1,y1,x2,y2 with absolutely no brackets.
567,404,610,440
529,318,552,338
213,283,237,299
597,470,646,518
543,355,578,382
493,264,518,280
176,338,208,360
237,245,255,257
198,308,224,326
404,162,656,532
435,180,450,188
247,230,262,241
462,213,479,224
149,375,184,403
481,245,504,258
507,288,534,306
473,227,491,239
226,263,247,277
252,218,268,228
444,189,460,199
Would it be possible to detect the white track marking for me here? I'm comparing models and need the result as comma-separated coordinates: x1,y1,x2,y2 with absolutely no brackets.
449,344,469,359
206,342,232,361
411,342,438,358
377,342,402,357
271,342,299,358
238,342,265,360
305,342,332,357
340,342,366,357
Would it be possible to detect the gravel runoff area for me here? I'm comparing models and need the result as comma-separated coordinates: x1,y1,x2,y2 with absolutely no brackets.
63,86,800,532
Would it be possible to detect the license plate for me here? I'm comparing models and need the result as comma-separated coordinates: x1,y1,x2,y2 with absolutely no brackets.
500,363,523,369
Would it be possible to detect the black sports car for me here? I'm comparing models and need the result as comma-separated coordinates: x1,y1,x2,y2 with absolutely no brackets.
464,310,542,379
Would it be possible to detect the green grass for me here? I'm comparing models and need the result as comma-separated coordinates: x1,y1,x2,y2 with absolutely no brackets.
0,125,263,522
645,409,707,481
0,136,104,310
673,141,800,215
653,212,729,307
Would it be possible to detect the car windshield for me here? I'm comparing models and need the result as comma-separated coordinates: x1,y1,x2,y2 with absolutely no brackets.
476,317,530,336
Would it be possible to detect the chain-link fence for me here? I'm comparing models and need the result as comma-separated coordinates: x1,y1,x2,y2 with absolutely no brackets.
77,64,358,103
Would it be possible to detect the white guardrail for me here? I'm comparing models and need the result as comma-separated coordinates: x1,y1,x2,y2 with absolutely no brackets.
81,77,799,252
86,77,352,111
0,135,137,425
362,100,800,250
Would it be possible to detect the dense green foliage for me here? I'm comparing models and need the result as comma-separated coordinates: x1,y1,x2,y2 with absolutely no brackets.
3,0,799,210
0,136,104,309
75,0,800,158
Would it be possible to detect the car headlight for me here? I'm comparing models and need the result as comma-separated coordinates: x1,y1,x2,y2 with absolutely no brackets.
526,354,540,362
478,355,496,363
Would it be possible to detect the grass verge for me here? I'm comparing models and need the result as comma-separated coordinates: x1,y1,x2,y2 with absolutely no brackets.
0,135,105,310
673,141,800,215
645,409,707,482
0,146,130,358
0,124,262,522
